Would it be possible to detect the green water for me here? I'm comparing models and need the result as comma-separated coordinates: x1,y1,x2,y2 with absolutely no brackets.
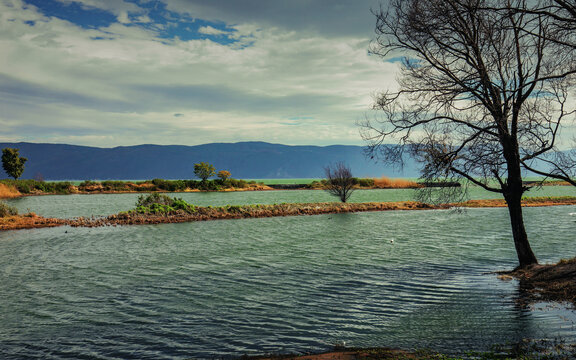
5,186,576,219
1,188,576,359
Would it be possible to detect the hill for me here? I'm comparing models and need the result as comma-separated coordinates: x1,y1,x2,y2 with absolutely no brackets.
0,142,419,180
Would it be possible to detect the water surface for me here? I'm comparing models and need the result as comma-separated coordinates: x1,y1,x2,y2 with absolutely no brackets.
6,185,576,219
1,190,576,359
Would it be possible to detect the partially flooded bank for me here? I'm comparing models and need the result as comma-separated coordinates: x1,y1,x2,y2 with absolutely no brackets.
2,196,575,231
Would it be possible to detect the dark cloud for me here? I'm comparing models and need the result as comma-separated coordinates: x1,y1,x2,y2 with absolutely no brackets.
164,0,382,38
127,83,339,114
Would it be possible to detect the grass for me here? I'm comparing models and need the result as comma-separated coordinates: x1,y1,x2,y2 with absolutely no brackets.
0,200,18,217
0,183,21,198
373,176,421,188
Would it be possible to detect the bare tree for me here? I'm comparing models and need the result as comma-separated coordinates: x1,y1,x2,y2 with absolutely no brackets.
360,0,576,268
324,162,356,203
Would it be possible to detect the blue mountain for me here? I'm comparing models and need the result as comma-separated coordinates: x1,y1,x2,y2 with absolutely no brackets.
0,142,420,180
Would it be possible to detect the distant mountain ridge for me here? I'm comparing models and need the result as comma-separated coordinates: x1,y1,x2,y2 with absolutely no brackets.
0,141,419,180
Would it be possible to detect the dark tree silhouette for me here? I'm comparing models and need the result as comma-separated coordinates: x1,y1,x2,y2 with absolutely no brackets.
2,148,27,180
361,0,576,267
324,162,356,203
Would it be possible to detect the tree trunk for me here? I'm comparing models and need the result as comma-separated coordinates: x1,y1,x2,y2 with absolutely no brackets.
504,192,538,267
502,134,538,268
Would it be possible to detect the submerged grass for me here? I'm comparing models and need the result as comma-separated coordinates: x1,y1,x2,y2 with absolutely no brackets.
241,338,576,360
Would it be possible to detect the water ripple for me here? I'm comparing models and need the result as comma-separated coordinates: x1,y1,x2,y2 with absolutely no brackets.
1,204,576,359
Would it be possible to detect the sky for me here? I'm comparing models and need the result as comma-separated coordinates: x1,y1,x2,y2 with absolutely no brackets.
0,0,399,148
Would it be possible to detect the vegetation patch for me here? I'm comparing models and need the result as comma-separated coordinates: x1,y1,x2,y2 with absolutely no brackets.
0,183,21,198
0,201,18,217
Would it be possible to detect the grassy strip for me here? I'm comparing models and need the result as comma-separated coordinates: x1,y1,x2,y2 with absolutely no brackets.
2,196,575,230
0,183,21,198
456,196,576,208
0,178,269,195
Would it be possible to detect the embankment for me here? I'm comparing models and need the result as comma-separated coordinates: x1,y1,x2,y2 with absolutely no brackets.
2,196,576,231
0,183,21,198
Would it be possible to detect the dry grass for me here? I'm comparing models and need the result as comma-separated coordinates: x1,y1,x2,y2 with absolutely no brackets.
0,183,21,198
0,213,66,230
373,177,421,189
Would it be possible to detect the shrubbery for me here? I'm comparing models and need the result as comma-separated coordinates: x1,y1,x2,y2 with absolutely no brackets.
133,193,196,215
0,179,73,194
0,200,18,217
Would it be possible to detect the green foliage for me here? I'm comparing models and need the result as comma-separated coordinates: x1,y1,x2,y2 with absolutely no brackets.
228,178,248,188
0,200,18,217
136,193,174,207
151,178,189,192
133,193,196,215
198,180,221,191
0,179,73,194
217,170,231,180
194,162,216,182
101,180,129,191
354,178,375,187
2,148,27,180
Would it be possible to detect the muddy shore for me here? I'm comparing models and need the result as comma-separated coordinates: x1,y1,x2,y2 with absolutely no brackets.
2,197,576,231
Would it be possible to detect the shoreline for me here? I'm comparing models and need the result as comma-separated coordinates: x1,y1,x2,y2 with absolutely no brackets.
2,197,575,231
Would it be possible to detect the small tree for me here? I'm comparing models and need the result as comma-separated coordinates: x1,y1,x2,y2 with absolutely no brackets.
217,170,231,181
194,162,216,182
2,148,27,180
324,162,356,203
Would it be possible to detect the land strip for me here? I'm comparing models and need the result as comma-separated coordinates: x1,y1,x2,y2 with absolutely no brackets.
2,196,575,231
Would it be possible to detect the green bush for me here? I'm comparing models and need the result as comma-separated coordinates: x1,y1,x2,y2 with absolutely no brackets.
228,178,248,188
354,178,375,187
101,180,129,191
0,200,18,217
0,179,75,194
133,193,197,215
136,193,173,207
171,198,196,213
199,180,221,191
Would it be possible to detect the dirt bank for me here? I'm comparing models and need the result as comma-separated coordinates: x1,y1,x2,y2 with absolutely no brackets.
499,258,576,307
243,347,429,360
0,213,67,230
2,197,575,231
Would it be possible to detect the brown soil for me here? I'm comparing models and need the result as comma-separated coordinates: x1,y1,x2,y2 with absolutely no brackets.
499,259,576,307
455,197,576,208
244,348,427,360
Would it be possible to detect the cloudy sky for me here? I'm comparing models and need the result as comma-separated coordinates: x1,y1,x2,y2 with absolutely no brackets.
0,0,399,147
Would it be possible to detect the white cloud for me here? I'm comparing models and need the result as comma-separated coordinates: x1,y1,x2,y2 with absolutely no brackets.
197,25,227,36
0,0,399,147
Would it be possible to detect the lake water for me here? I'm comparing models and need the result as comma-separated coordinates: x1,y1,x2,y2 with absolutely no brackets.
1,188,576,359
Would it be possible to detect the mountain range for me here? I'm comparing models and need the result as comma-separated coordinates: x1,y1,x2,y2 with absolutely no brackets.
0,142,420,180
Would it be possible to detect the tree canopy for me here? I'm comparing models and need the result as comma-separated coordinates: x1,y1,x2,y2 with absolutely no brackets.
2,148,27,180
361,0,576,267
194,162,216,182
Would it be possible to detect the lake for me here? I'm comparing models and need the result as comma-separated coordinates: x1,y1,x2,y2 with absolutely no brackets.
1,187,576,359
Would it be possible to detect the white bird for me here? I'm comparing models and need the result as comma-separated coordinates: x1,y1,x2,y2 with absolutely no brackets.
390,239,395,244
